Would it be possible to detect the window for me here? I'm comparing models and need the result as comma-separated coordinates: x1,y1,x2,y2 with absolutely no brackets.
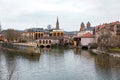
49,40,51,44
61,33,63,36
58,33,60,36
41,33,43,37
35,33,37,39
43,40,45,44
54,33,56,36
38,33,40,37
39,40,41,44
46,40,48,44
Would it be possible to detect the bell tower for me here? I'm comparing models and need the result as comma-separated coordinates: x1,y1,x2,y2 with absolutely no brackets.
80,22,85,32
87,21,91,28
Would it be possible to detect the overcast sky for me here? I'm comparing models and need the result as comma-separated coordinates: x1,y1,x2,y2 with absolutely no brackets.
0,0,120,31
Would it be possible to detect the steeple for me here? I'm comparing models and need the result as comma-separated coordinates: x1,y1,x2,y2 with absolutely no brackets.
56,17,59,30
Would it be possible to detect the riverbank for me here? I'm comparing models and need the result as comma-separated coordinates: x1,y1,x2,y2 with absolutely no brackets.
1,43,40,56
90,49,120,57
89,49,106,55
108,48,120,53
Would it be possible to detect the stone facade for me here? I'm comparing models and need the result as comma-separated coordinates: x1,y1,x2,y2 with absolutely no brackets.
20,17,68,47
74,22,95,48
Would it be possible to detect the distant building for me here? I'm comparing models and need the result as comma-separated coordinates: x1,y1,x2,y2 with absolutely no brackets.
80,32,94,46
95,21,120,42
87,21,91,28
80,22,85,32
64,31,77,39
21,17,69,48
73,22,95,48
77,22,95,38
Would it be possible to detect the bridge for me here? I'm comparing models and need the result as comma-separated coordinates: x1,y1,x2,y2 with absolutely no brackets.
38,39,51,48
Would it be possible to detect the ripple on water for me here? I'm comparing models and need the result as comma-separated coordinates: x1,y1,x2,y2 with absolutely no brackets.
0,49,120,80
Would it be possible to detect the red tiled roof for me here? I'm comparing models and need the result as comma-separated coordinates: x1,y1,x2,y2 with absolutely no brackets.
73,32,94,38
81,32,94,38
95,21,120,29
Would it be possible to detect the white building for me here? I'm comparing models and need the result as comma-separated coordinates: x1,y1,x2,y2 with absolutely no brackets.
80,32,95,46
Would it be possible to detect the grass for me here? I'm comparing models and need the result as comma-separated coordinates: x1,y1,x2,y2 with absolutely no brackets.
109,48,120,52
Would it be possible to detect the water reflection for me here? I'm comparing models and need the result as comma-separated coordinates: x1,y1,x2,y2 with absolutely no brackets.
0,50,40,80
95,54,120,80
0,48,120,80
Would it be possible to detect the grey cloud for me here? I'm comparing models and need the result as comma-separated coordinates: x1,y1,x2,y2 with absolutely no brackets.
0,0,120,31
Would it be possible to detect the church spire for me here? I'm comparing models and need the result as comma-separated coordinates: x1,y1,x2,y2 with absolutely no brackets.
56,17,59,30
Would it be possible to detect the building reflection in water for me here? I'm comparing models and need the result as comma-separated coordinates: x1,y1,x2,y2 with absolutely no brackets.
0,48,120,80
73,48,81,55
0,51,18,80
0,50,40,80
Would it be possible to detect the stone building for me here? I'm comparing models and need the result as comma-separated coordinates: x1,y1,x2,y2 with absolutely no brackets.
21,17,66,48
87,21,91,28
80,22,85,32
73,22,95,48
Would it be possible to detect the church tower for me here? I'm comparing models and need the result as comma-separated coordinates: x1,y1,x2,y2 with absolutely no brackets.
80,22,85,32
56,17,59,30
87,21,91,28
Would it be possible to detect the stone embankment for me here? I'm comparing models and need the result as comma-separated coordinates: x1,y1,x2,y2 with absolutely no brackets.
1,42,40,56
90,49,120,57
90,49,106,55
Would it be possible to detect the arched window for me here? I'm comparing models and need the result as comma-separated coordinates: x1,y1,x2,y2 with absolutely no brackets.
61,33,63,36
58,33,60,36
43,40,45,44
35,33,37,39
46,40,48,44
38,33,40,37
49,40,51,44
39,40,41,44
54,33,56,36
41,33,43,37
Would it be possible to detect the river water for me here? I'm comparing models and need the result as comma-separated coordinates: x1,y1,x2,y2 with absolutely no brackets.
0,48,120,80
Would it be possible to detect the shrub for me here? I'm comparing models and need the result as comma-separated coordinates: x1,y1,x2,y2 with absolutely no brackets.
89,43,98,49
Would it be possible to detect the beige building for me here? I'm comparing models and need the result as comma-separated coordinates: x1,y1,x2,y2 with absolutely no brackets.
21,17,66,48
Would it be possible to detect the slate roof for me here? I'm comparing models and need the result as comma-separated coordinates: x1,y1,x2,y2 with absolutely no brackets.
84,27,94,31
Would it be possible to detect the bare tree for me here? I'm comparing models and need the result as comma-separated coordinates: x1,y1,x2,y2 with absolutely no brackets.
5,29,18,42
97,29,112,50
97,29,120,51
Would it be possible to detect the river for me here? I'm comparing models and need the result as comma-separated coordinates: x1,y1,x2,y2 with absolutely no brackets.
0,48,120,80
